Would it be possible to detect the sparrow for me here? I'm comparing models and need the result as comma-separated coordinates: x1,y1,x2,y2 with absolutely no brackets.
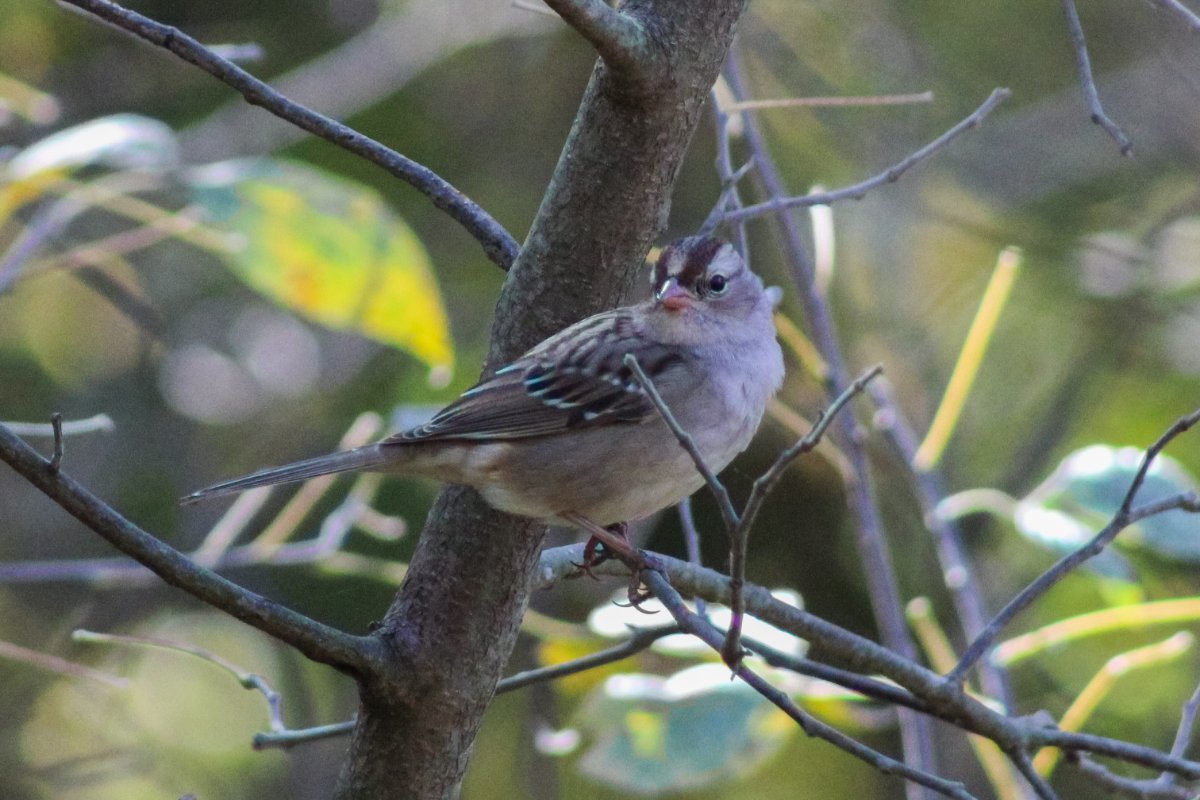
184,235,784,548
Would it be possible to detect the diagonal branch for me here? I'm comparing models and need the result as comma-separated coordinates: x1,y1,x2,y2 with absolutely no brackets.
541,0,660,88
725,365,882,663
869,377,1014,709
1008,749,1062,800
1147,0,1200,33
55,0,520,270
1059,0,1134,155
1075,755,1196,800
541,548,1200,784
950,408,1200,682
721,51,938,793
724,88,1011,222
0,421,374,673
623,353,739,530
626,353,881,666
642,569,977,800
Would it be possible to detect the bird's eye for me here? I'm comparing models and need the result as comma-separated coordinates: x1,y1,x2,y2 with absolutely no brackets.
707,274,728,295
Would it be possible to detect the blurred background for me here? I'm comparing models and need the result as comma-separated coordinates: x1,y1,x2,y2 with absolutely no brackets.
3,0,1200,797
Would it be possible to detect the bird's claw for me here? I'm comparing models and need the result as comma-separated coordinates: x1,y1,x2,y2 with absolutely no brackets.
572,536,612,579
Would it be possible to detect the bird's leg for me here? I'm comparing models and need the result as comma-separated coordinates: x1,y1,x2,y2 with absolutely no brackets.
565,514,633,565
580,521,629,571
563,514,656,612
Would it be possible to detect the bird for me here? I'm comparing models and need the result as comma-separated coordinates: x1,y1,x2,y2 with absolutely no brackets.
183,235,784,553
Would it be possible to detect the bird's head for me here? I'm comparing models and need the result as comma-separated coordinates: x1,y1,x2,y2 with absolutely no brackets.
651,236,767,316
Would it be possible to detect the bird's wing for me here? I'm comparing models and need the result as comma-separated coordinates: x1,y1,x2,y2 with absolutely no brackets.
387,310,686,442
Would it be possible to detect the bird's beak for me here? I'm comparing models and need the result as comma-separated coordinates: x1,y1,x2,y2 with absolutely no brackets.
656,277,691,311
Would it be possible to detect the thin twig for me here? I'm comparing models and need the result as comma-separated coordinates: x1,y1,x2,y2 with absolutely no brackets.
0,421,374,672
0,638,129,688
1038,728,1200,777
870,378,1014,710
708,84,750,253
642,569,977,800
722,51,938,794
623,353,739,530
1060,0,1134,155
951,409,1200,682
1077,755,1195,799
745,639,932,714
699,159,755,236
1157,678,1200,786
1146,0,1200,33
255,624,682,750
73,629,287,732
725,88,1011,222
723,365,882,663
56,0,520,270
496,624,680,694
676,497,706,614
255,718,356,750
47,413,64,473
1009,750,1063,800
741,365,883,534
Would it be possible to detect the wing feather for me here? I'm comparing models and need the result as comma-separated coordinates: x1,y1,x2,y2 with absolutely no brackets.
386,309,686,443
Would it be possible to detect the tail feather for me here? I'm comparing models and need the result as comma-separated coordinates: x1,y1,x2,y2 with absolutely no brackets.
181,445,389,505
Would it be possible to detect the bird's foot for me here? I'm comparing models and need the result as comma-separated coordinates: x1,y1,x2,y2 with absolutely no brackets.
566,520,633,575
619,567,656,613
563,515,659,612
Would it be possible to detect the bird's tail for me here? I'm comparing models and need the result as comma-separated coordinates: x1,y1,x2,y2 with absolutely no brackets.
181,444,390,505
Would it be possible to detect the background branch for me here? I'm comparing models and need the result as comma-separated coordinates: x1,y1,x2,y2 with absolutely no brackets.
951,409,1200,681
1059,0,1134,155
0,421,373,673
722,49,938,795
725,88,1010,221
642,569,976,800
57,0,521,270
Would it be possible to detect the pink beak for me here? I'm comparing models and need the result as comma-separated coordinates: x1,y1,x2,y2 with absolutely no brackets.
656,277,691,311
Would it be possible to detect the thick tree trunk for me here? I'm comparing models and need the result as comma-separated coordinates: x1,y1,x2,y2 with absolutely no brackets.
335,1,748,796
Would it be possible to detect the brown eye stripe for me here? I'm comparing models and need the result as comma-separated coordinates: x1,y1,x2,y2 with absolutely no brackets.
675,236,724,287
653,235,726,292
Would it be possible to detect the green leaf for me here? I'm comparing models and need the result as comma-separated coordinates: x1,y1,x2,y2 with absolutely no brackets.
573,664,792,795
1017,444,1200,568
187,158,454,382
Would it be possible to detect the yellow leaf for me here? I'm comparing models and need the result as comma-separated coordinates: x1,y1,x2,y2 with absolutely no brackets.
188,158,454,382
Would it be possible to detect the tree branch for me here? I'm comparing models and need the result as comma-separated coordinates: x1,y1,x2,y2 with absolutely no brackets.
724,88,1011,222
55,0,521,270
541,0,658,87
1074,756,1196,800
1008,749,1062,800
869,377,1015,709
642,569,977,800
1059,0,1134,155
721,50,938,795
950,409,1200,682
1147,0,1200,33
539,548,1200,786
0,421,373,673
623,353,739,529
